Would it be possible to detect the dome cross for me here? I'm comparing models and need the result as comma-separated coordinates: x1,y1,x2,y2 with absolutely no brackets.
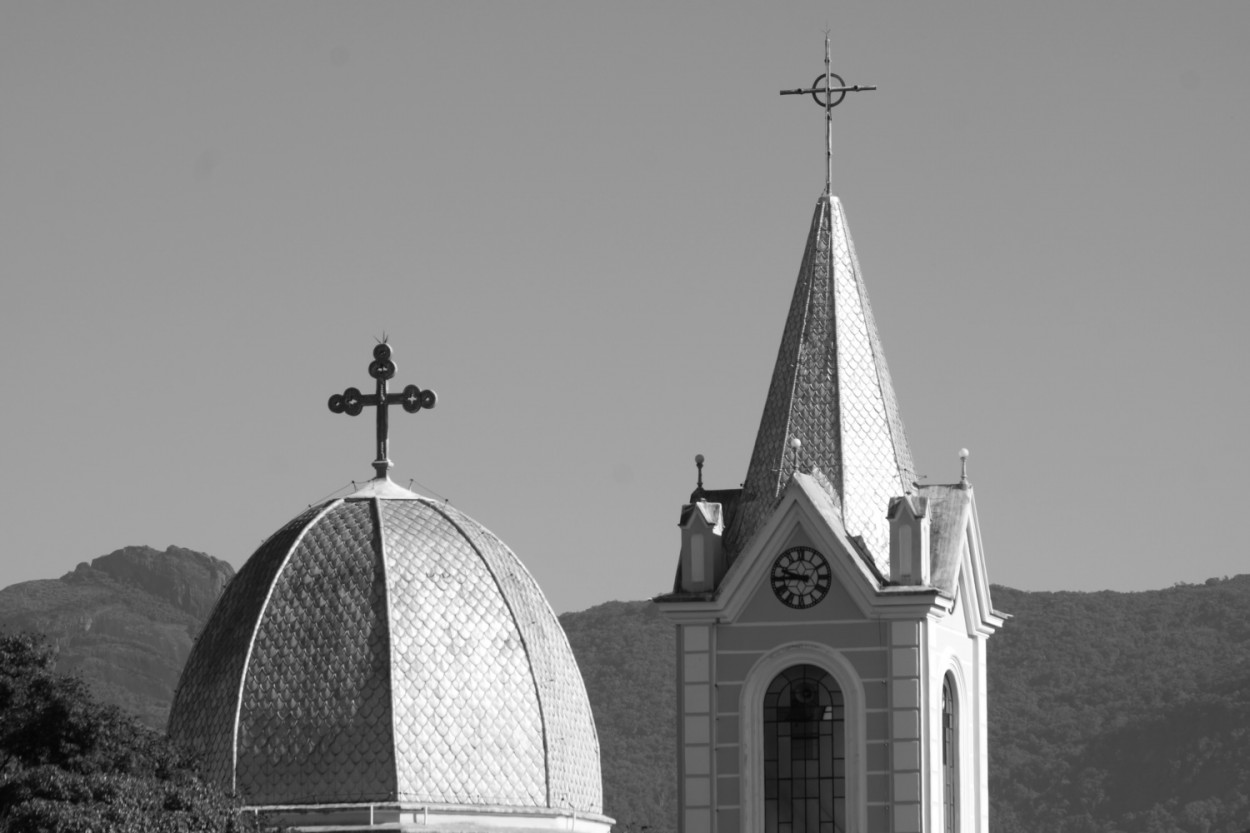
779,33,876,196
328,341,437,479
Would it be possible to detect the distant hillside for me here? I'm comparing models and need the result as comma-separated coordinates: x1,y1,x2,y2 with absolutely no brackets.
988,578,1250,833
2,549,1248,833
0,545,233,728
560,601,677,833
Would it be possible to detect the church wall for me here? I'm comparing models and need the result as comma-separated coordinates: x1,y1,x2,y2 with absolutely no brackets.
678,623,715,833
671,592,992,831
674,584,899,830
924,563,984,833
889,619,926,833
668,510,1004,833
674,603,989,832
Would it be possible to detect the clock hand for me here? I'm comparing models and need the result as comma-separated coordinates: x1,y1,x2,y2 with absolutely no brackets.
781,570,810,582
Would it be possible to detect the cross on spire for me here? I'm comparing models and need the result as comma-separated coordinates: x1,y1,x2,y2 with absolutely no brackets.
779,34,877,195
328,341,437,479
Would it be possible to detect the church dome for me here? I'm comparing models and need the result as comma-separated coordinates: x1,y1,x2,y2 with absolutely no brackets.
168,478,606,830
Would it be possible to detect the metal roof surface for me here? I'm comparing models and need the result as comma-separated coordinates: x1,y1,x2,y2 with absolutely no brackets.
918,483,972,597
168,491,602,814
725,194,916,575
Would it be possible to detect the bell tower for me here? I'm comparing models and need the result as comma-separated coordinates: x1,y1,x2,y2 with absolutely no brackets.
655,40,1005,833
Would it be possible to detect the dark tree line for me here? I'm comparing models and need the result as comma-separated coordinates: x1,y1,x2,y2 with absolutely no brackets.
0,633,246,833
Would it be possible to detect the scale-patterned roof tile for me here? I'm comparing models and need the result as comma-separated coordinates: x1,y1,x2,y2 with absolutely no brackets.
168,493,602,815
726,195,915,574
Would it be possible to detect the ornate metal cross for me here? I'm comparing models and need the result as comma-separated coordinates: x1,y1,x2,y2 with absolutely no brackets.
328,342,437,479
779,34,876,195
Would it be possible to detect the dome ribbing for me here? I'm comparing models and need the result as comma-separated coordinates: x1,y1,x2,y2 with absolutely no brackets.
168,486,603,819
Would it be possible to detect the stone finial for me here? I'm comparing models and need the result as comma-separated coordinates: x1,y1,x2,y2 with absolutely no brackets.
959,448,970,489
692,454,707,502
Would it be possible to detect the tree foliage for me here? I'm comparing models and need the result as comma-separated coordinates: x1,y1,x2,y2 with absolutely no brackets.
0,632,247,833
988,577,1250,833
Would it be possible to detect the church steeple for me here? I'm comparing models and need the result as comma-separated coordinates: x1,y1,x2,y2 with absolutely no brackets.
725,193,915,573
659,46,1003,833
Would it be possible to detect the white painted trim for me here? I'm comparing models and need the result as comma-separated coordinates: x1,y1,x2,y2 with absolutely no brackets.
247,801,613,833
371,497,402,803
964,493,1006,633
739,642,868,833
940,659,970,833
955,546,978,638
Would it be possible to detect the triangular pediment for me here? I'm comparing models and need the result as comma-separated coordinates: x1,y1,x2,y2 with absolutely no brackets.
657,474,1005,634
662,474,933,623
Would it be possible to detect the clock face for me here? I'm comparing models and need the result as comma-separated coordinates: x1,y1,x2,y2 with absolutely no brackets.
770,547,832,609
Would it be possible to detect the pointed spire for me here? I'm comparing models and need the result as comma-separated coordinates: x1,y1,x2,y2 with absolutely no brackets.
725,194,915,573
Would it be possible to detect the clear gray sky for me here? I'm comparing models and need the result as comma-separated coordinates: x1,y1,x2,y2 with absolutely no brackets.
2,3,1247,614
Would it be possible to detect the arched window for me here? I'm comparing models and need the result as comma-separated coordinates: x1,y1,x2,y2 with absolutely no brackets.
763,664,844,833
942,674,958,833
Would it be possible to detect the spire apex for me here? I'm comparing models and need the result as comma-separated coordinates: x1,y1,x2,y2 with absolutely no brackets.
779,37,876,195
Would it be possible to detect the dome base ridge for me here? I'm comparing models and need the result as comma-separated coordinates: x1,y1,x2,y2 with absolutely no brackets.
245,800,613,833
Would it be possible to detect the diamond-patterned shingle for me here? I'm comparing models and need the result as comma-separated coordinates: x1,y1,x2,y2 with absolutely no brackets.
168,489,603,816
168,504,323,790
431,502,603,812
380,499,547,807
237,500,396,805
725,195,915,574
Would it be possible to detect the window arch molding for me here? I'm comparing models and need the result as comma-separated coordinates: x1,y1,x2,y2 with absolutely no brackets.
741,643,867,833
939,656,972,833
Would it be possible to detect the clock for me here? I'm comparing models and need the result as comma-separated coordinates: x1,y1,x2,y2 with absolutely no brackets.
770,547,832,609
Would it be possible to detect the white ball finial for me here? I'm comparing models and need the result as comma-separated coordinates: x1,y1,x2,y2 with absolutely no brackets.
959,448,970,487
790,436,802,450
959,448,969,460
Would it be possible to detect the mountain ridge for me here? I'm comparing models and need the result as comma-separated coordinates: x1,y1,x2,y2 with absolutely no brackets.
0,544,234,728
2,549,1247,832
